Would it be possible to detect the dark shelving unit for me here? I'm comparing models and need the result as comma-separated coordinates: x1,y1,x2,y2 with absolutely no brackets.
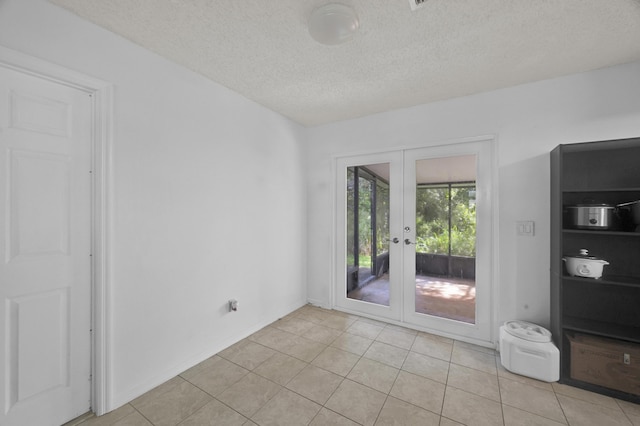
550,137,640,404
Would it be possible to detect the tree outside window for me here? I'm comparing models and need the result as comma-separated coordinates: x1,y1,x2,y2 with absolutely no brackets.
415,183,476,258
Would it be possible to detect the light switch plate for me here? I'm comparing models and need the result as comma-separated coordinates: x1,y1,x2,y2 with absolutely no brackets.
517,221,535,236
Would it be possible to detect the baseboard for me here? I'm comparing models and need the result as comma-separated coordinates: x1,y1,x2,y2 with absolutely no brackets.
306,298,331,309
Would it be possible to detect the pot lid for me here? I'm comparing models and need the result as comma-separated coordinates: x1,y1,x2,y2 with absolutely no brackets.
568,203,615,208
503,320,552,342
566,248,601,260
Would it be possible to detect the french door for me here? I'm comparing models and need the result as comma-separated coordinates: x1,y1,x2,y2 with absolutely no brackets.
335,140,494,343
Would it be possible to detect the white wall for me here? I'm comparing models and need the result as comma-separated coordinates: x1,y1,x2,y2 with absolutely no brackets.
306,60,640,342
0,0,308,411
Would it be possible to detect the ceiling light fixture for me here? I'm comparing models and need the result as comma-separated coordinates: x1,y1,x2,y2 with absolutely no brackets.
308,3,360,45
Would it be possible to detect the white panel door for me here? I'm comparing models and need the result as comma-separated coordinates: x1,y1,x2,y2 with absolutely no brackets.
0,66,92,425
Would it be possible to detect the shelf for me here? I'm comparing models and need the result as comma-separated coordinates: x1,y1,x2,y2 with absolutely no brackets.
562,229,640,237
552,139,640,403
562,275,640,287
562,316,640,343
562,187,640,193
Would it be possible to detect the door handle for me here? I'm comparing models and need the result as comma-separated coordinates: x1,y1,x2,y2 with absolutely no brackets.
391,237,400,244
404,239,415,245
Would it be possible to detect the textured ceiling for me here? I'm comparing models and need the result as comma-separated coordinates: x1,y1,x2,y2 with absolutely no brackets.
49,0,640,126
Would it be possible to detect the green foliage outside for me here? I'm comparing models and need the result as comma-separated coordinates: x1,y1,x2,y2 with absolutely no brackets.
347,166,476,270
346,168,389,269
415,185,476,257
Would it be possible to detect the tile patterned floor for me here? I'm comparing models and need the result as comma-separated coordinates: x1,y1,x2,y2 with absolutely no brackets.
70,305,640,426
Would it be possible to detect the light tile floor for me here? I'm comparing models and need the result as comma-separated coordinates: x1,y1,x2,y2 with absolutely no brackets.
70,305,640,426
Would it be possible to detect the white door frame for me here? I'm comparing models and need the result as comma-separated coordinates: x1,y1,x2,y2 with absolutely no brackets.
0,45,113,416
332,136,498,346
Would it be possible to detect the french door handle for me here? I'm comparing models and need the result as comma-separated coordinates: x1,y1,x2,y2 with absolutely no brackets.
404,239,415,245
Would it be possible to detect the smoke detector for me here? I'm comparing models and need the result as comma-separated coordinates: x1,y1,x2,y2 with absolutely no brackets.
409,0,428,11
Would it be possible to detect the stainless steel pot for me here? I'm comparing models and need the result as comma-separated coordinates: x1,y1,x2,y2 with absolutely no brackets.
566,204,615,229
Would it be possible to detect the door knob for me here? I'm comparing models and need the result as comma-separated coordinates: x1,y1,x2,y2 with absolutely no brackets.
404,239,415,245
391,237,400,244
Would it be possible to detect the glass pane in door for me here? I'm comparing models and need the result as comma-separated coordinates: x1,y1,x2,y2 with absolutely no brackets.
414,155,477,323
346,163,390,306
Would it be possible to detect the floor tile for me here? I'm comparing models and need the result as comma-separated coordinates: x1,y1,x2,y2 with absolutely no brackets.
312,346,360,376
499,377,566,423
558,394,632,426
617,399,640,425
107,412,153,426
384,323,418,336
502,404,567,426
453,339,496,355
356,317,389,328
410,334,453,361
216,372,282,418
389,370,446,414
363,341,408,369
325,379,387,426
278,335,327,362
374,396,440,425
304,324,343,344
320,314,357,331
439,417,465,426
347,320,385,339
252,352,307,385
451,345,497,374
180,399,248,426
130,376,212,426
272,317,316,336
347,357,399,393
180,355,249,397
447,363,500,402
419,331,454,344
217,340,276,370
552,382,619,409
441,386,503,426
77,404,137,426
249,327,297,352
375,328,417,350
286,365,344,405
309,408,360,426
294,307,333,324
401,351,449,384
251,388,321,426
331,332,374,356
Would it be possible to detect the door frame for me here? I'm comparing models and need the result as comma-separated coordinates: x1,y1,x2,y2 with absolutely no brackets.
0,45,113,416
331,136,498,346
